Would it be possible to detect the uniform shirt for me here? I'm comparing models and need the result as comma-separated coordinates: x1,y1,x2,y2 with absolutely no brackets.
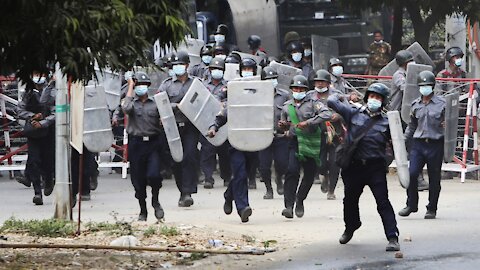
17,84,56,127
157,76,194,123
274,88,290,134
280,96,332,136
122,96,162,136
436,66,466,93
328,94,390,161
330,74,352,95
404,95,446,140
188,62,211,80
388,67,406,111
368,41,391,69
203,77,227,101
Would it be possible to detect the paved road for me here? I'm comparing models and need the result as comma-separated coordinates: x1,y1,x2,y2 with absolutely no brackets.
1,171,480,269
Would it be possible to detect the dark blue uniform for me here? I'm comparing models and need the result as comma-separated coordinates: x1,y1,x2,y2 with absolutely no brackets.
328,95,399,240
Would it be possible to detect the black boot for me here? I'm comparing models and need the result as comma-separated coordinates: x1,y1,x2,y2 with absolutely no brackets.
152,189,164,220
33,194,43,205
248,178,257,189
263,181,274,199
275,175,284,195
138,199,147,221
90,170,99,191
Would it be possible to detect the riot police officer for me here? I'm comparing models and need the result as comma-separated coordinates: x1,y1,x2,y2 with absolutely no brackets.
258,67,290,199
188,45,213,80
399,71,445,219
278,75,332,218
247,35,267,57
328,58,354,95
437,47,466,83
213,24,239,53
122,72,165,221
328,83,400,252
17,71,55,205
284,41,315,89
158,51,199,207
200,57,231,189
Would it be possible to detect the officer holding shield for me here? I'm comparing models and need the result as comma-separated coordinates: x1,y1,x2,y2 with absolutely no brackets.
122,72,165,221
399,70,445,219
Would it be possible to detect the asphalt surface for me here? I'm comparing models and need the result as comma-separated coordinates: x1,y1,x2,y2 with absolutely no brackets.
1,171,480,270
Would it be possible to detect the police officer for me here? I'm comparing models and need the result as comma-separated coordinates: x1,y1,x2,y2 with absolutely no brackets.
213,42,229,61
158,51,199,207
17,71,55,205
309,70,346,200
207,109,253,223
327,83,400,252
437,47,466,83
284,41,315,89
213,24,239,53
278,75,332,218
258,67,290,199
122,72,165,221
399,71,445,219
329,58,354,95
247,35,267,57
367,30,391,75
300,37,312,65
188,45,213,80
200,57,231,189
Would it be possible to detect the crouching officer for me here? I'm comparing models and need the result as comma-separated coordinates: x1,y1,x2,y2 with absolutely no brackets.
399,71,445,219
122,71,165,221
279,75,332,218
158,51,199,207
328,83,400,252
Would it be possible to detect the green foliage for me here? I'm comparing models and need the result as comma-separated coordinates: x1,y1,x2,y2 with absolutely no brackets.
143,226,157,238
84,221,133,236
159,225,179,237
0,217,75,237
0,0,191,83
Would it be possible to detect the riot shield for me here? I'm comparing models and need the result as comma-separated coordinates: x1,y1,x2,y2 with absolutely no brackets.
379,42,435,77
387,111,410,189
177,38,205,66
224,63,240,81
83,85,115,153
154,92,183,162
232,75,262,82
401,64,433,123
178,78,228,146
444,92,460,162
227,80,274,151
269,61,302,92
311,35,339,71
94,70,122,111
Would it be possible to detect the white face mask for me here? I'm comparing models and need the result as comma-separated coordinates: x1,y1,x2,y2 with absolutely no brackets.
454,58,463,67
331,66,343,76
172,64,186,76
216,54,227,60
315,86,328,93
242,71,254,77
291,52,302,62
202,55,212,65
419,85,433,96
304,49,312,57
214,34,225,43
211,69,224,80
32,76,46,84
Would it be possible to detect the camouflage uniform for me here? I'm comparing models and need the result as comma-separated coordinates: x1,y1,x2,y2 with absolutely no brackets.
368,41,391,75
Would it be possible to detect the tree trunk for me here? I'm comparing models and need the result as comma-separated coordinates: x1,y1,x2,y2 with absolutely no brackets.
391,3,404,54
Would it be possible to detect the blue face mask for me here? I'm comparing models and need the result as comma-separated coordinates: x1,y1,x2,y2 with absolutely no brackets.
211,69,224,80
292,91,306,100
135,85,149,96
304,49,312,57
419,85,433,96
271,79,279,88
242,71,254,77
32,76,46,85
454,58,463,67
202,55,212,65
173,64,186,76
291,52,302,62
214,34,225,43
367,98,382,112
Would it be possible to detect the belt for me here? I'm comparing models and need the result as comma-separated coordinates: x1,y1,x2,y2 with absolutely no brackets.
415,138,443,143
129,135,159,142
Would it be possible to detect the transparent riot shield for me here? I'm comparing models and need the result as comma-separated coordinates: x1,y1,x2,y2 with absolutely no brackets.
444,92,460,162
154,92,183,162
387,111,410,189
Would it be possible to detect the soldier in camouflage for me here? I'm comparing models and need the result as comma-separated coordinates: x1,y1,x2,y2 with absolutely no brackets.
367,31,391,75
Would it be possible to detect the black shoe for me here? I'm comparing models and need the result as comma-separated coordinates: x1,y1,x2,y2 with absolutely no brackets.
204,181,214,189
248,180,257,189
224,196,233,215
16,176,31,187
90,170,99,191
138,212,147,221
295,200,304,218
424,210,436,219
263,189,273,200
339,223,361,244
44,184,54,197
281,207,294,219
386,237,400,252
398,206,418,217
239,206,252,223
80,194,91,201
178,194,194,207
152,202,164,220
320,175,328,193
33,194,43,205
275,176,284,195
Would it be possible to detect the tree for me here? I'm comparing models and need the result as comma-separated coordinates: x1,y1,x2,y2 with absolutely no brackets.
339,0,480,52
0,0,191,84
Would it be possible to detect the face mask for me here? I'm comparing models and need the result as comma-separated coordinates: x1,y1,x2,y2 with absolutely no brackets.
331,66,344,76
367,98,382,112
32,76,46,84
291,52,302,62
242,71,254,77
315,86,328,93
216,54,226,60
168,69,175,77
304,49,312,57
454,58,463,67
292,91,306,100
202,55,212,65
173,64,186,76
214,34,225,43
419,85,433,96
374,40,383,44
134,85,149,96
211,69,224,80
271,79,279,88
